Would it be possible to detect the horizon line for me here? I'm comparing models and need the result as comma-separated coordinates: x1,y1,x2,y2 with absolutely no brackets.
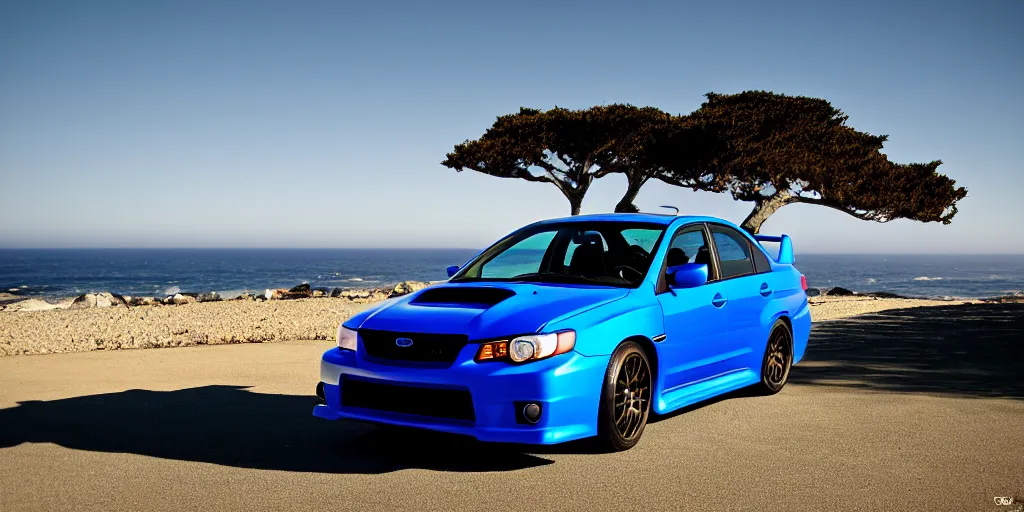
0,247,1022,256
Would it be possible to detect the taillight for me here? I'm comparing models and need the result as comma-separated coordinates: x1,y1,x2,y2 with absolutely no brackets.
800,274,808,291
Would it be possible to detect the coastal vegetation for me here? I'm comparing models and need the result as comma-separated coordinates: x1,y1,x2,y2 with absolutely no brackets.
442,91,968,233
440,105,710,216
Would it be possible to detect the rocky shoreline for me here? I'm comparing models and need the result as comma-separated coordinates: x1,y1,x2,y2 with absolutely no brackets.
0,281,435,313
806,286,1024,303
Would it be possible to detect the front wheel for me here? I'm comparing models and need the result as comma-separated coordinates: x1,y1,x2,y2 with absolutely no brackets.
597,341,652,451
756,321,794,395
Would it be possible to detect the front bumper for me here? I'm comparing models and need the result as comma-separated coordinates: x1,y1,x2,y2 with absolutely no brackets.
313,346,608,445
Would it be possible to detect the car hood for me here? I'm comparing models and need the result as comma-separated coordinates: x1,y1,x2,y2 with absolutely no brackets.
349,282,630,339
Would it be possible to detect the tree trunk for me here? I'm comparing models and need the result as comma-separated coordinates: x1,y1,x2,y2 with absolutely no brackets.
568,195,583,216
560,175,592,216
614,175,648,213
740,192,794,234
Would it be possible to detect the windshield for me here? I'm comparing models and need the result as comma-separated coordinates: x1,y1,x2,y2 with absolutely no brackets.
451,221,667,288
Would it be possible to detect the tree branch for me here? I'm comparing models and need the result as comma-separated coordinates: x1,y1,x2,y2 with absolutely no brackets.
790,196,888,222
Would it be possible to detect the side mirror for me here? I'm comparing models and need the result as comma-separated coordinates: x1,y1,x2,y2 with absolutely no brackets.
666,263,708,289
446,265,460,278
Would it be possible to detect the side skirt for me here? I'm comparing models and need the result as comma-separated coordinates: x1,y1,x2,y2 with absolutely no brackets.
654,368,760,414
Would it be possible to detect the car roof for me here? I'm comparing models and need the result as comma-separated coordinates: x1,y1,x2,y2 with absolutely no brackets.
533,213,731,228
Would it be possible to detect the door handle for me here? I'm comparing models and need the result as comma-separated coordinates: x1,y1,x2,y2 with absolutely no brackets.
759,283,773,297
712,293,728,308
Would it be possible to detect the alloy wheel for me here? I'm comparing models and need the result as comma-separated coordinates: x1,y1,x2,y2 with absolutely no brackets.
613,353,651,440
764,328,792,388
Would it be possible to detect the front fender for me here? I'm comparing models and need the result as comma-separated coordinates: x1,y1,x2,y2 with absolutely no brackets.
546,296,664,357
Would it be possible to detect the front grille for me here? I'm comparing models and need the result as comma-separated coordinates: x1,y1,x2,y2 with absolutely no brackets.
341,377,475,422
359,330,468,364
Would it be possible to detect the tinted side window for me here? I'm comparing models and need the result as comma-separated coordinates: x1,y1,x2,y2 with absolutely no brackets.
751,243,772,273
657,225,715,292
710,226,755,279
667,229,708,266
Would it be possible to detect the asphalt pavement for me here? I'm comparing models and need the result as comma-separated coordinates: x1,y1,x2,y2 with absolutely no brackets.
1,303,1022,512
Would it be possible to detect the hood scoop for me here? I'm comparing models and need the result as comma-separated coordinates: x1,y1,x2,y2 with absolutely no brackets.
410,287,516,308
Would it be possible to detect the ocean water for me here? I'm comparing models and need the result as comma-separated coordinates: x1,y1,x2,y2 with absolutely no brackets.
796,254,1024,299
0,250,1021,300
0,249,479,299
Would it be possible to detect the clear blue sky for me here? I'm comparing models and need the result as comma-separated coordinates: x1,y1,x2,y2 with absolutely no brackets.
1,0,1021,253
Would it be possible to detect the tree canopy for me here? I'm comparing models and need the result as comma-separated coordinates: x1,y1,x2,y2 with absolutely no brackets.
689,91,968,233
442,92,967,234
441,105,711,215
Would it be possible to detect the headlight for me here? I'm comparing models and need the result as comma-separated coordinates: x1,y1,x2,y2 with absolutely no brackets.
510,338,537,362
476,330,576,363
336,324,358,351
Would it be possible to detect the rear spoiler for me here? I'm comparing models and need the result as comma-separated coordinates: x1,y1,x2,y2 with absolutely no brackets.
753,234,795,265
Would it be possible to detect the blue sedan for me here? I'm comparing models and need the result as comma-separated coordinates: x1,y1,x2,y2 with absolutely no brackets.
313,213,811,450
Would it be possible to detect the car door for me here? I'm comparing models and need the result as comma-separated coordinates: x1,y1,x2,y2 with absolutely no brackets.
655,224,732,391
708,224,764,370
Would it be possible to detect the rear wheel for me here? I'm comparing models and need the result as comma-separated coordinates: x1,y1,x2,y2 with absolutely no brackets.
597,341,652,451
757,321,793,395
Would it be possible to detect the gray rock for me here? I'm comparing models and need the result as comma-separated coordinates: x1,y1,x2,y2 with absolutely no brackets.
823,286,855,297
330,287,344,298
288,283,312,297
390,281,431,297
70,292,122,309
336,288,390,302
343,290,371,299
165,293,196,305
196,292,222,302
266,288,306,300
805,288,821,297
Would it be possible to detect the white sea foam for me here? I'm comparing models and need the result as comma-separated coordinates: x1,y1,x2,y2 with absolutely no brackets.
164,285,181,295
348,278,364,282
913,276,943,281
866,278,877,284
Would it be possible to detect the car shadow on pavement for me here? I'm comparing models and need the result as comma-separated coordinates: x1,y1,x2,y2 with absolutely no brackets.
0,385,554,473
790,303,1024,399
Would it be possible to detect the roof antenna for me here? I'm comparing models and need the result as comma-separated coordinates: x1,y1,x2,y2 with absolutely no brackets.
659,205,680,215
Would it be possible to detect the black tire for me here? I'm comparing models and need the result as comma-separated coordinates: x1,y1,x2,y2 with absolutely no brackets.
757,320,794,395
597,341,652,451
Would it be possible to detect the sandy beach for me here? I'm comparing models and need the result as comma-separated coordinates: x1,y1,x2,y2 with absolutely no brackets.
0,291,990,357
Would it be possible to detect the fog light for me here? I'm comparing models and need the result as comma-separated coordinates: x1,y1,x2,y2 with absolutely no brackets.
522,403,542,424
